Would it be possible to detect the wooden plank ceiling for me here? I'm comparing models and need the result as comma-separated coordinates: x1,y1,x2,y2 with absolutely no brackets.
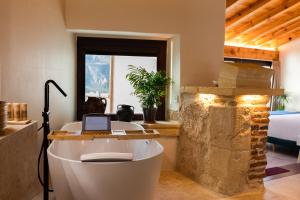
225,0,300,50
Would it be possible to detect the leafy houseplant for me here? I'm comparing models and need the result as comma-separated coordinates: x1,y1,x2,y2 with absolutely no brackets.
126,65,172,123
275,94,288,111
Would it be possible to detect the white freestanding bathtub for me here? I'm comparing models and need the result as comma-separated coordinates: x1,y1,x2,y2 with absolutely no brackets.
47,121,163,200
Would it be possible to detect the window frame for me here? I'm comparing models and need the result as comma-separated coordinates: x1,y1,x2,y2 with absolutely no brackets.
224,57,272,68
77,37,167,121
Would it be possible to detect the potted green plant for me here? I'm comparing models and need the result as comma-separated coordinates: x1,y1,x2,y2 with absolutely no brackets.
126,65,172,123
275,94,288,111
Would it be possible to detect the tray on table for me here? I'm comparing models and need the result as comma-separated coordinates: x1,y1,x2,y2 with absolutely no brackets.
48,129,160,140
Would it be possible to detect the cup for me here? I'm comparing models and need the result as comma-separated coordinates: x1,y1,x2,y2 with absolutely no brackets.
20,103,27,121
0,101,7,134
7,103,13,121
13,103,21,121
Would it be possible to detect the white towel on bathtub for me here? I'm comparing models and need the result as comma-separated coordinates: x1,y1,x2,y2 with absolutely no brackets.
80,152,133,162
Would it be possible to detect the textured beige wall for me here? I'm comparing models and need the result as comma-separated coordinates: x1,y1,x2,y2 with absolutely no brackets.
0,0,225,124
65,0,225,87
279,38,300,111
0,0,10,98
0,0,75,129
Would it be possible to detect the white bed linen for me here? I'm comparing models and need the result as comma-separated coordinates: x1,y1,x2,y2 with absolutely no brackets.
268,114,300,142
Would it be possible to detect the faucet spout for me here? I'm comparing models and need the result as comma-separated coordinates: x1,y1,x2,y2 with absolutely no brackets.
44,80,67,112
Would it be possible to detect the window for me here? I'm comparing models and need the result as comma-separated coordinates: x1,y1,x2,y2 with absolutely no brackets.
85,55,111,98
85,55,157,113
77,37,167,120
224,57,272,68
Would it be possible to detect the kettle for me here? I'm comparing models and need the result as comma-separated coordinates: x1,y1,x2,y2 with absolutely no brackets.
116,104,134,122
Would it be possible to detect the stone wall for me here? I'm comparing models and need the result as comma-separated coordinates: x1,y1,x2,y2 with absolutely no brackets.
177,93,270,195
167,109,180,121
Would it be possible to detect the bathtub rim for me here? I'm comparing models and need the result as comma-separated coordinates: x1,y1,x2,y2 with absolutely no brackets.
47,139,164,164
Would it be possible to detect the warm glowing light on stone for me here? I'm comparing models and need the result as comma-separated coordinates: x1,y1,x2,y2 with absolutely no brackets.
198,94,215,103
241,95,262,101
238,95,269,105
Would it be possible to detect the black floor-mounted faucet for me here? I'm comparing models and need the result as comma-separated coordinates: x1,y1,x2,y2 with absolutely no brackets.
41,80,67,200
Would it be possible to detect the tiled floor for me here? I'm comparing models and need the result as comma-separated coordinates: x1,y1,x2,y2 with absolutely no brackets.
33,150,300,200
154,171,300,200
33,171,300,200
264,145,300,181
266,146,298,169
264,163,300,181
32,192,55,200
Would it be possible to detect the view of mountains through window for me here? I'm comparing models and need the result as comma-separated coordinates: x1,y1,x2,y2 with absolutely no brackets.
85,54,111,97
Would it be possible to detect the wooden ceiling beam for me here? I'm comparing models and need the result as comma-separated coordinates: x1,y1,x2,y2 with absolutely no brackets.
226,0,240,8
276,30,300,47
225,0,300,41
259,28,300,48
226,0,258,20
225,0,272,31
224,45,279,61
246,15,300,45
240,1,300,42
226,0,248,17
253,19,300,46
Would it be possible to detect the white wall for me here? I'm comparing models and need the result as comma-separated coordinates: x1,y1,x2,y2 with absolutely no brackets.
279,38,300,111
0,0,75,129
65,0,225,87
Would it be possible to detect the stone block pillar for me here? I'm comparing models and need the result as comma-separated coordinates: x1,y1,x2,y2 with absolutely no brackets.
177,92,272,195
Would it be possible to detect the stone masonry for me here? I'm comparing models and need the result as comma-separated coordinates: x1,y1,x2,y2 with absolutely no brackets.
177,93,270,195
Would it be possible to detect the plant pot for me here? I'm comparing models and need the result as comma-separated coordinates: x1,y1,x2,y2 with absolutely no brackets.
143,107,157,123
117,104,134,122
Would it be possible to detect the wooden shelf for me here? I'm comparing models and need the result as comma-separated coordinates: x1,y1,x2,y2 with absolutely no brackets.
139,121,181,129
48,129,160,140
181,86,284,96
138,121,181,137
0,121,37,140
7,120,31,125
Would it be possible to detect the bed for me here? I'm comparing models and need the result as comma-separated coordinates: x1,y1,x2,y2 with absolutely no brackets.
268,111,300,162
